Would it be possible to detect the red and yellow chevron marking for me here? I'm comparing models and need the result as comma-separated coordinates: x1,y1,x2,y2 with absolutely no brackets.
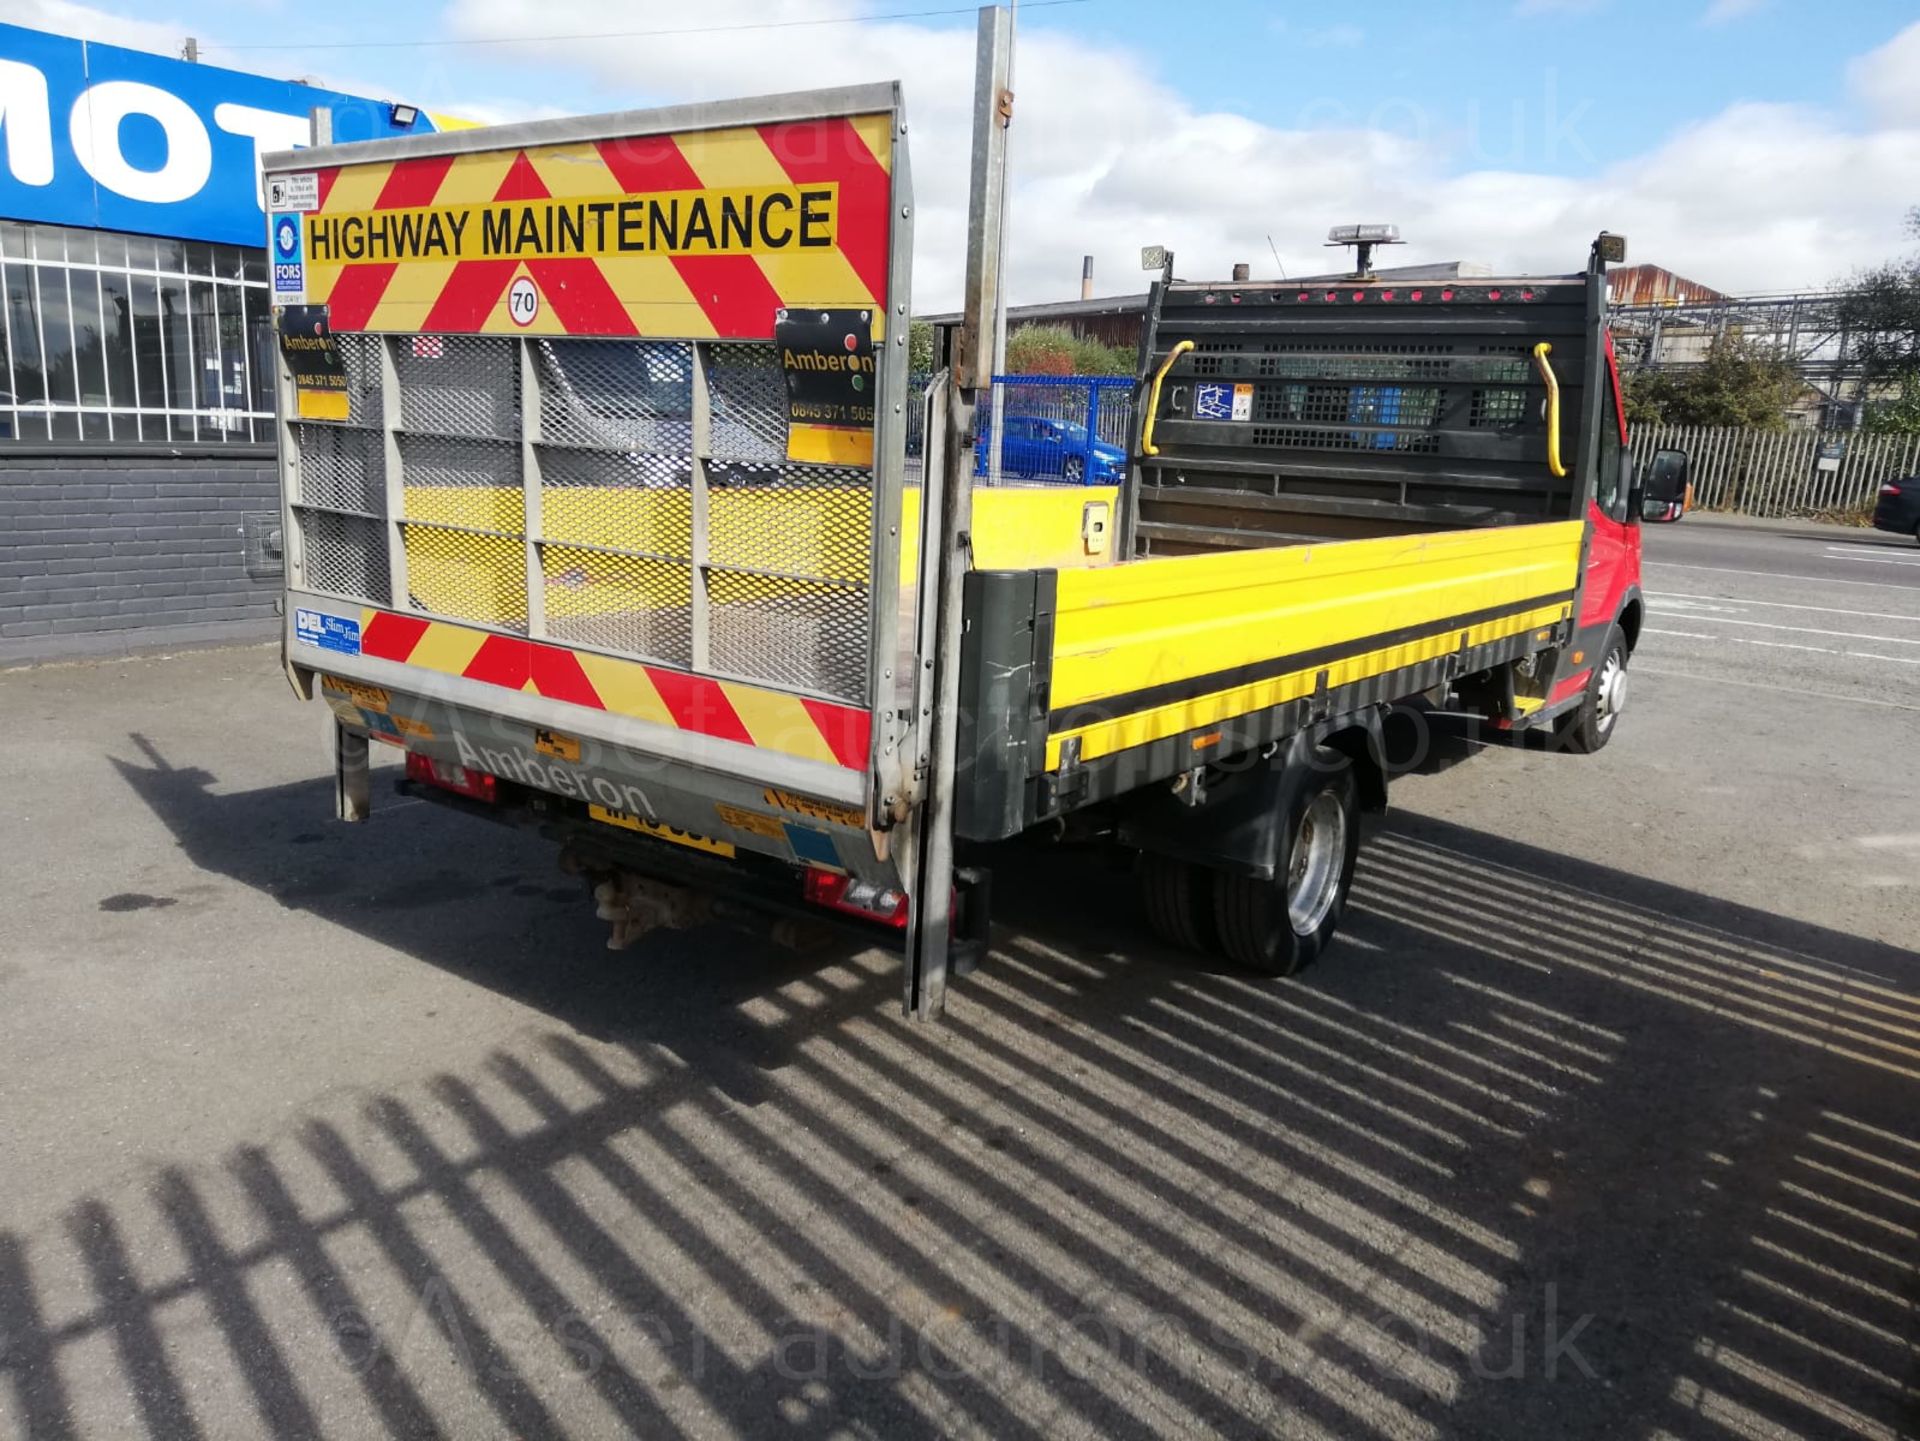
358,610,872,771
303,114,894,340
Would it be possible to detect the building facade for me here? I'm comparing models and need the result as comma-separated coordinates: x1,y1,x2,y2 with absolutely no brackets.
0,23,456,660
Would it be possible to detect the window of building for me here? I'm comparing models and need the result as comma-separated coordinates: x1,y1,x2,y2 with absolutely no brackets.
0,220,273,444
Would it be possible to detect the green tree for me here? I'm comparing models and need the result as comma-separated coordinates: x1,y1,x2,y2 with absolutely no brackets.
1004,323,1134,376
1836,208,1920,433
907,318,935,374
1621,333,1798,430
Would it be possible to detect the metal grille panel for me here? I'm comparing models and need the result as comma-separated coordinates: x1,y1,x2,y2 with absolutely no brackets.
394,336,520,439
1471,388,1529,428
296,507,389,606
335,333,385,425
401,523,528,633
294,423,383,515
1249,425,1441,455
398,435,524,533
708,567,867,700
537,339,693,452
538,448,694,558
541,544,694,668
282,329,886,710
707,343,788,460
708,465,872,584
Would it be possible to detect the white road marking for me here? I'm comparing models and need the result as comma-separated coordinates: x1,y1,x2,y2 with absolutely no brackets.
1828,551,1920,567
1650,591,1920,625
1644,628,1920,665
1633,667,1920,713
1645,562,1920,592
1648,614,1920,647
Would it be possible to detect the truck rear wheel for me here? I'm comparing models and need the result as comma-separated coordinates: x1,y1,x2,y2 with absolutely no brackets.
1557,627,1628,754
1212,755,1360,976
1140,853,1216,953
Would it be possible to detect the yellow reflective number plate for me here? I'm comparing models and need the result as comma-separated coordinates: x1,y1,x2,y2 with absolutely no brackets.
588,805,735,858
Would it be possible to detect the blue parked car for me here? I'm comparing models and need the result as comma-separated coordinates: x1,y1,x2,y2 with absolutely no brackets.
976,415,1127,484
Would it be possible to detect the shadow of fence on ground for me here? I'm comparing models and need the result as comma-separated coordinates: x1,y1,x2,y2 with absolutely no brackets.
1,738,1914,1438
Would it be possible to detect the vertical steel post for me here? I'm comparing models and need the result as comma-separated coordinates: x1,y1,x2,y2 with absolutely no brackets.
335,720,371,822
901,4,1010,1021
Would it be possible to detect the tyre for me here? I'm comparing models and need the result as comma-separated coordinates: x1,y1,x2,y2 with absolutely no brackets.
1556,627,1629,754
1212,753,1361,976
1062,456,1085,483
1140,853,1216,952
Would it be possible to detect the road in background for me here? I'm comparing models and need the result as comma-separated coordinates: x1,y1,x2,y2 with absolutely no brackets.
0,519,1913,1441
1638,520,1920,712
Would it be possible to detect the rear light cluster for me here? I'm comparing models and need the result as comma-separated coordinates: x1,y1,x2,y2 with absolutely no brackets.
404,751,498,803
1882,483,1903,496
802,869,909,928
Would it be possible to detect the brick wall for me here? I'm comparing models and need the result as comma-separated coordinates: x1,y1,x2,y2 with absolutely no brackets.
0,449,282,662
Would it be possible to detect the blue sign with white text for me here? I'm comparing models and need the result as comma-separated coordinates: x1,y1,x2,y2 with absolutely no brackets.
0,22,446,247
293,608,362,656
271,211,303,296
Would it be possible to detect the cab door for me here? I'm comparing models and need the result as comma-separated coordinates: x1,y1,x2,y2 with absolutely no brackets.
1579,333,1638,640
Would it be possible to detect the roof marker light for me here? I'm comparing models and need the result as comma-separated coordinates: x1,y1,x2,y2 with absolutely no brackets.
1441,288,1455,302
1380,290,1395,301
1410,290,1424,301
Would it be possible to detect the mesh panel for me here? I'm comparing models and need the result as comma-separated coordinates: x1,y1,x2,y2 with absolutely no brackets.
537,339,693,452
1250,425,1440,455
401,523,528,633
297,508,389,605
394,336,519,439
294,423,383,514
538,447,694,557
335,333,385,425
1471,387,1529,427
542,544,693,668
707,466,872,583
708,567,868,700
1252,384,1441,427
707,343,787,460
398,434,523,532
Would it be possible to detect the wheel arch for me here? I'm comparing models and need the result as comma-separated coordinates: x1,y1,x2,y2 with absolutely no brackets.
1616,592,1644,655
1320,717,1389,814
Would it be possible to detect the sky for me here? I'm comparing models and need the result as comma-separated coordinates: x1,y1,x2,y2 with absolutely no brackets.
10,0,1920,309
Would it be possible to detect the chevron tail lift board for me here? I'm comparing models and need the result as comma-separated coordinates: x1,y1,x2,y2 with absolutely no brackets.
268,85,919,891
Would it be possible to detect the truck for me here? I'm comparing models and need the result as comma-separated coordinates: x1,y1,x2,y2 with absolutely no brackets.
263,23,1688,1020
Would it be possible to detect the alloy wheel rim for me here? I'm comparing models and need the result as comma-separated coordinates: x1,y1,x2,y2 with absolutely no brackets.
1597,652,1627,733
1287,790,1346,936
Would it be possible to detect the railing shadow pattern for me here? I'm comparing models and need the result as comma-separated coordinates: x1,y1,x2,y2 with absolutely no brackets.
0,744,1914,1439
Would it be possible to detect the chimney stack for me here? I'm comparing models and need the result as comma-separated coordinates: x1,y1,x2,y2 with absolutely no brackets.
1081,254,1094,301
1231,262,1251,282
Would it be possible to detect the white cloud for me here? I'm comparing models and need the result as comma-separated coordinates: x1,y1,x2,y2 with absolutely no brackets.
15,0,1919,306
1701,0,1764,24
1850,19,1920,127
443,0,1920,305
0,0,188,54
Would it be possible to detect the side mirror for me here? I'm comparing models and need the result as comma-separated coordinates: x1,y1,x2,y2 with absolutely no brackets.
1640,448,1689,523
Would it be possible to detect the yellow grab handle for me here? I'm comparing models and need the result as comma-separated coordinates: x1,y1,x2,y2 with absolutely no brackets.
1532,341,1567,478
1141,339,1195,457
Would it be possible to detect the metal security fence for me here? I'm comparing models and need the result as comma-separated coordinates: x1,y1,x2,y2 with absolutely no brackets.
905,373,1137,484
978,375,1132,485
1637,425,1920,520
